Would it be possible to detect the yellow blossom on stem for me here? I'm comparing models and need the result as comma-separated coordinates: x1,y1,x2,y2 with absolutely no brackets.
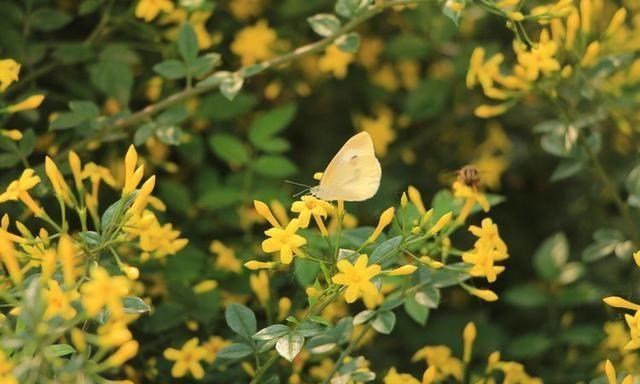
514,33,560,81
384,367,421,384
98,320,133,347
250,270,270,305
428,212,452,235
135,0,174,22
6,94,45,113
462,322,476,363
193,280,218,294
231,20,277,66
388,265,417,276
1,129,22,140
202,336,230,364
0,59,20,91
468,287,499,302
634,251,640,268
163,338,207,379
411,345,463,382
81,266,131,318
407,185,426,214
332,254,381,303
262,218,307,264
122,145,144,196
278,297,291,320
469,218,508,256
0,235,22,285
0,169,43,216
453,180,489,224
462,242,507,283
254,200,281,228
244,260,275,270
0,350,18,384
603,296,640,311
106,340,139,366
43,280,79,320
45,156,74,206
366,207,395,244
58,234,77,287
291,195,333,236
68,151,83,189
210,240,242,273
318,45,354,79
623,311,640,350
422,366,437,384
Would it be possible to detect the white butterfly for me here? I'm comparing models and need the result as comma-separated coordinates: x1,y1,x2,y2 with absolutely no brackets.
310,132,381,202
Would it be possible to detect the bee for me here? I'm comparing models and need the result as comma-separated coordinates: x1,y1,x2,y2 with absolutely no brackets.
457,165,482,190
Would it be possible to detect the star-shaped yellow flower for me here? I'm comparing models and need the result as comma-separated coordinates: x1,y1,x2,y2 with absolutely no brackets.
332,254,381,303
262,218,306,264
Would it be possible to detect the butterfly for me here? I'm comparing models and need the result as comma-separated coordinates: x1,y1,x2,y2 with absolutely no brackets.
309,132,381,202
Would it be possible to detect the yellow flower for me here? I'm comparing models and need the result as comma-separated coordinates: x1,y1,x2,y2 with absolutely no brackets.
366,207,395,244
0,169,43,216
135,0,174,22
98,320,133,347
106,340,139,366
468,287,499,302
318,45,354,79
0,350,18,384
229,0,264,21
428,212,452,235
128,211,188,261
453,180,489,223
210,240,242,273
466,47,504,90
407,185,426,214
384,367,421,384
580,41,600,67
202,336,230,364
603,296,640,311
1,129,22,140
6,94,45,113
514,34,561,81
163,338,207,379
0,59,20,92
355,106,396,156
81,266,131,318
44,279,79,320
411,345,463,381
623,311,640,350
262,218,307,264
291,195,334,236
231,20,277,66
462,242,507,283
469,218,508,256
0,235,22,284
332,254,381,303
474,103,510,118
278,297,291,320
250,270,270,305
254,200,281,228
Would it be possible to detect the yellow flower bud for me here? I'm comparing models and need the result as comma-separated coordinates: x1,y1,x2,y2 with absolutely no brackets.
469,287,498,302
604,8,627,37
71,328,87,353
508,11,524,21
277,297,291,320
1,129,22,140
68,151,83,188
366,207,395,243
580,0,591,35
58,234,77,288
604,359,616,384
400,192,408,209
633,251,640,268
250,271,270,305
407,185,426,214
422,365,437,384
428,212,452,235
603,296,640,311
107,340,139,366
123,265,140,280
463,322,477,363
580,41,600,67
313,172,323,180
474,104,509,118
244,260,275,270
254,200,281,228
7,94,45,113
306,286,321,298
193,279,218,294
0,236,22,284
388,265,417,276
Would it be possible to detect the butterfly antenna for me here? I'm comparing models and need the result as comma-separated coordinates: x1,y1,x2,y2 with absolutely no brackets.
293,188,310,198
284,180,311,188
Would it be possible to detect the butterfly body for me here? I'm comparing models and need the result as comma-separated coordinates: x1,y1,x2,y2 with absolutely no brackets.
310,132,381,202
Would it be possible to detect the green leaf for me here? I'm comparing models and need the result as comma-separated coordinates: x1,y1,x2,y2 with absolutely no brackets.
197,187,243,210
414,286,440,308
404,296,429,326
582,228,624,262
336,32,360,53
248,103,297,145
276,332,304,361
370,236,402,264
53,44,94,64
559,325,604,347
197,93,258,122
371,311,396,334
153,60,188,80
258,138,291,153
353,309,376,325
550,159,584,182
217,343,254,360
208,134,250,165
253,156,297,178
155,125,183,146
335,0,370,18
49,112,87,130
404,79,450,121
178,22,199,63
123,296,151,314
507,333,552,359
189,55,216,77
533,232,569,281
307,14,341,37
254,325,290,341
295,258,320,286
89,60,133,104
626,165,640,195
46,344,75,357
503,284,548,308
385,34,430,59
297,321,325,337
0,153,21,168
18,129,36,157
30,7,71,31
219,72,244,101
225,303,257,340
79,0,103,15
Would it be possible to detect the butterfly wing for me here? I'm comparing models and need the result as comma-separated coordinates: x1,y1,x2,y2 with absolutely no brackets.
313,132,381,201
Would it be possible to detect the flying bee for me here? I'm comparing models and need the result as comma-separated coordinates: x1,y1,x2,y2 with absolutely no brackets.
457,164,482,190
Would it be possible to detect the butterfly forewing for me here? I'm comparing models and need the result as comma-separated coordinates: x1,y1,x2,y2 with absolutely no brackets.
314,132,381,201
